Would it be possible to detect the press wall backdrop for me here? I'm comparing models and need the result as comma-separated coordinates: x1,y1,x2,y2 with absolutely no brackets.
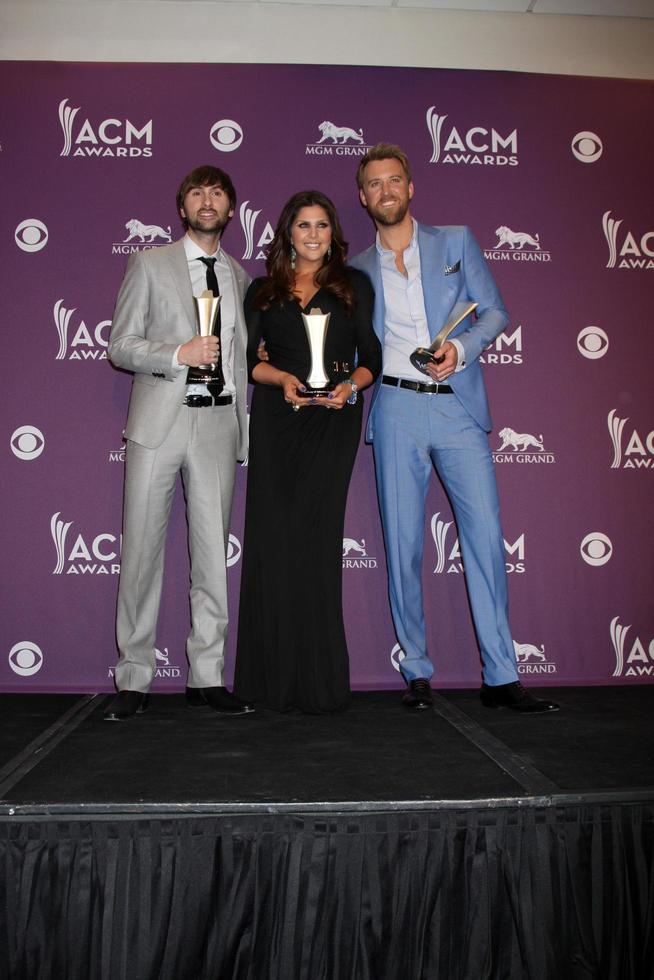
2,61,653,693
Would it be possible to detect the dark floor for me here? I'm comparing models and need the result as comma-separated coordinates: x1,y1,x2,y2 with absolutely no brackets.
0,687,652,810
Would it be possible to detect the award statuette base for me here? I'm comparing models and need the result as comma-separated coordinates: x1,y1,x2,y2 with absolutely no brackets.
297,382,335,399
410,347,445,373
410,300,478,377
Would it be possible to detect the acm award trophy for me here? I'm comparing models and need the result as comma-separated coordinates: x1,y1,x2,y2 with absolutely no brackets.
410,301,478,375
187,289,224,399
299,307,334,398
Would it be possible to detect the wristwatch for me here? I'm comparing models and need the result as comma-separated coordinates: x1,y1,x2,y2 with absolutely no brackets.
346,380,359,405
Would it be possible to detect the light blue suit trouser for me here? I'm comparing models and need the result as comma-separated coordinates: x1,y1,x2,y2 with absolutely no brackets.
373,384,519,686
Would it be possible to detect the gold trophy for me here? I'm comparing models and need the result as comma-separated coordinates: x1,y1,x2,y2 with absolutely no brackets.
410,301,478,374
299,307,334,397
187,289,224,396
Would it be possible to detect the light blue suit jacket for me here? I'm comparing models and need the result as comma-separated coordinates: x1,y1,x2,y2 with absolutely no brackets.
351,223,509,440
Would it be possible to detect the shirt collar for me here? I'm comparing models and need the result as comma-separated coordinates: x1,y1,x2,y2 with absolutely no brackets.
375,217,418,257
183,233,222,263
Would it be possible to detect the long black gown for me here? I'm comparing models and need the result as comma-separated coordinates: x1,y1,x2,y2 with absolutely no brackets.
234,268,381,713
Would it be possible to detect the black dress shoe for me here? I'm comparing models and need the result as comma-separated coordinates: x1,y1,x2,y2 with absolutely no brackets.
103,690,149,721
480,681,559,713
402,678,434,710
186,686,255,715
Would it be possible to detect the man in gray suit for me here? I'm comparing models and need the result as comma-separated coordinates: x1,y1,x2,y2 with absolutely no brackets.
105,165,253,720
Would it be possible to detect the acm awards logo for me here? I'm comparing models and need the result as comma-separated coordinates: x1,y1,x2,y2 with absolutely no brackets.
608,410,654,469
493,427,556,465
610,617,654,678
59,99,153,158
108,647,180,680
342,537,378,570
602,211,654,270
112,218,172,255
484,225,551,265
306,120,371,157
426,108,518,167
8,641,44,677
239,201,274,261
480,325,523,366
431,512,525,574
54,300,110,361
51,512,121,576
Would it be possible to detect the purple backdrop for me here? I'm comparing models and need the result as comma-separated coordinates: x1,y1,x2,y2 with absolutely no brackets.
2,62,652,693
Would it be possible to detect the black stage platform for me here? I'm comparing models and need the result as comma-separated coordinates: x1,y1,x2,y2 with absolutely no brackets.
1,687,653,979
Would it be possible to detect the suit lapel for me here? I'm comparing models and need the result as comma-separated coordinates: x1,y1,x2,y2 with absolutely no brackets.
417,225,448,342
167,240,196,331
359,247,386,344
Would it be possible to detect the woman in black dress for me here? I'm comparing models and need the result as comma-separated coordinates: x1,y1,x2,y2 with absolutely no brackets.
234,191,381,713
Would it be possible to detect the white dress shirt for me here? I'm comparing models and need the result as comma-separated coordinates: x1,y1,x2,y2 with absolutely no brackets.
173,234,236,397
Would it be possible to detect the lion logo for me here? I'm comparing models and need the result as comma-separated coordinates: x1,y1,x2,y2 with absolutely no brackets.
513,641,546,663
494,226,540,250
317,121,365,145
497,427,544,452
124,219,172,244
343,537,367,557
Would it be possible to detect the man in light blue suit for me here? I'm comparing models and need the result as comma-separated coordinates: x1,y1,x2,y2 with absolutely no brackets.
351,144,558,713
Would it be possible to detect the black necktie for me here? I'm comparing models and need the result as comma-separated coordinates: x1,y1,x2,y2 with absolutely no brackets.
198,256,220,297
197,256,222,338
195,256,224,394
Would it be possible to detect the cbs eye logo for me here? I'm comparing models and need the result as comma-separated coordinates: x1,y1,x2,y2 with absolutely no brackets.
8,642,44,677
577,326,608,360
226,533,241,567
15,218,49,252
571,131,603,164
11,425,45,460
580,532,612,567
390,644,406,672
210,119,243,153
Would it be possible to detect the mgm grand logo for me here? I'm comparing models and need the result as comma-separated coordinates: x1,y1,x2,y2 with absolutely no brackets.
514,641,557,676
306,121,371,157
493,427,556,464
342,537,378,570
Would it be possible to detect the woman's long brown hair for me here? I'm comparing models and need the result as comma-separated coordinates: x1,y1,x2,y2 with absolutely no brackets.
251,190,355,313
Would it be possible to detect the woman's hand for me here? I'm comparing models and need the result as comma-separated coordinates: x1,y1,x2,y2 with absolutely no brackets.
316,382,353,410
281,373,308,410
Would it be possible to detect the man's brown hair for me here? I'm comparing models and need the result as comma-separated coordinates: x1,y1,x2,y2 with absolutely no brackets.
355,143,412,189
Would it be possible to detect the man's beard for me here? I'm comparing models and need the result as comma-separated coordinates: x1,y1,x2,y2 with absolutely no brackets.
187,211,230,235
369,196,410,227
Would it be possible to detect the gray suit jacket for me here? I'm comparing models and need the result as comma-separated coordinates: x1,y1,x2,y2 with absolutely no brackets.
109,238,250,459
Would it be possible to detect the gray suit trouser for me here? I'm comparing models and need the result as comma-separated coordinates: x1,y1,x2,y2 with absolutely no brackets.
115,403,238,692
